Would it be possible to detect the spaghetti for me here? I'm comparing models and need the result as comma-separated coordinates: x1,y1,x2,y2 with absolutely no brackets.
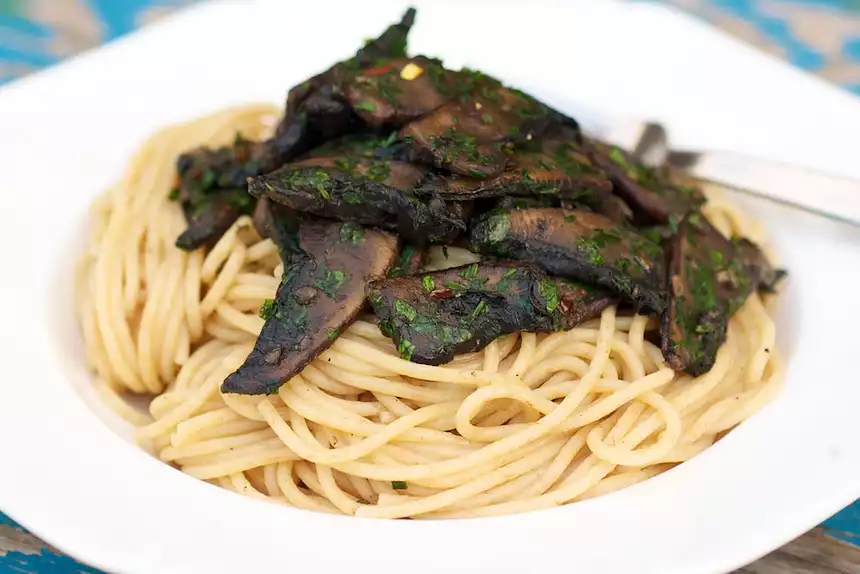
76,106,783,519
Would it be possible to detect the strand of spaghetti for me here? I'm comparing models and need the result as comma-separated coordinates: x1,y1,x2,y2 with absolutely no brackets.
156,249,189,383
578,465,669,501
160,428,277,461
199,242,246,319
332,337,521,387
93,204,144,391
139,345,251,439
293,378,381,417
280,380,464,444
586,390,683,466
260,399,459,465
300,364,363,396
354,435,567,518
214,302,264,335
228,472,287,504
181,443,299,480
275,462,339,513
183,249,204,340
318,342,403,377
314,362,468,403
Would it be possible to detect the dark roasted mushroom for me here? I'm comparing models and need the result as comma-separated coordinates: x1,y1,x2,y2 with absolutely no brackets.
260,8,419,172
734,237,786,292
367,261,616,364
222,209,398,395
176,188,254,251
400,70,571,179
173,136,265,250
415,125,612,205
661,213,784,375
469,208,666,313
586,140,705,224
249,135,466,244
343,56,457,127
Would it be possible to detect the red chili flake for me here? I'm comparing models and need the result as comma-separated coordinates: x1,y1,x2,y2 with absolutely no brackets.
429,288,455,300
362,63,395,78
558,298,571,314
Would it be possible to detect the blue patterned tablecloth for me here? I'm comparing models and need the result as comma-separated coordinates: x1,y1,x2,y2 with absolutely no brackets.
1,0,859,571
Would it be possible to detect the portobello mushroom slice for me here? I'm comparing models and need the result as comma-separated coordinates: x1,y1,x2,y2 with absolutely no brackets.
586,140,705,224
173,136,264,250
400,73,569,179
415,126,612,201
734,237,786,292
661,213,784,375
222,211,398,395
261,8,418,171
343,56,459,127
469,208,666,314
176,188,254,250
367,262,616,364
249,136,466,244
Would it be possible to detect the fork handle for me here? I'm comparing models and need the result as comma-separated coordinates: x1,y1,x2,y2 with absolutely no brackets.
670,151,860,227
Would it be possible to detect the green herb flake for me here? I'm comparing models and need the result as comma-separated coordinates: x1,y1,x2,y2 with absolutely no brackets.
394,299,418,322
564,214,577,223
460,263,479,280
368,291,383,308
576,237,605,266
481,113,494,124
339,222,365,245
422,275,435,292
354,101,377,112
391,480,408,490
327,328,340,341
397,339,416,361
609,147,629,170
315,269,348,298
168,187,180,201
710,249,724,267
342,191,363,205
469,300,488,322
259,299,276,321
539,278,559,313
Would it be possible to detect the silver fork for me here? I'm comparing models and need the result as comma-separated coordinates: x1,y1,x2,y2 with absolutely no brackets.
603,121,860,227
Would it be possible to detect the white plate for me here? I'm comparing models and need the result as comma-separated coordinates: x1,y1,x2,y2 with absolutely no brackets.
2,1,860,573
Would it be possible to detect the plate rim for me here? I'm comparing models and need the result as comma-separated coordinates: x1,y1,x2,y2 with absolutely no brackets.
2,2,860,573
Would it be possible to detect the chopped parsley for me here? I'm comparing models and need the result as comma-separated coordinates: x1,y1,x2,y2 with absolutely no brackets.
422,275,435,292
314,269,348,298
394,299,418,322
539,278,559,313
469,300,488,322
460,263,479,280
339,222,365,245
397,339,416,360
259,299,276,320
391,480,408,490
